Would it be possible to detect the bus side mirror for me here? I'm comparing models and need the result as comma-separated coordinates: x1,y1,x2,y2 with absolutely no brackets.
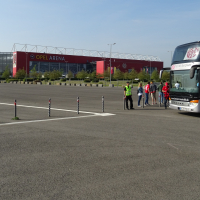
159,70,163,79
190,67,196,79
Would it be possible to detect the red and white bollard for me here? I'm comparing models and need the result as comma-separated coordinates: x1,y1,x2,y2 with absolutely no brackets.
14,99,17,118
77,97,79,114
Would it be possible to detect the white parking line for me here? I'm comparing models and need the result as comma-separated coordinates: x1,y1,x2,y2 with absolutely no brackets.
0,102,114,115
0,115,98,126
0,102,115,126
167,143,179,150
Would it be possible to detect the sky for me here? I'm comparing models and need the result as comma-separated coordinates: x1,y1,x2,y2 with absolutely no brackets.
1,0,200,68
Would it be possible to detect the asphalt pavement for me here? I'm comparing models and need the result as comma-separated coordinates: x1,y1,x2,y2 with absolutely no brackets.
0,83,200,200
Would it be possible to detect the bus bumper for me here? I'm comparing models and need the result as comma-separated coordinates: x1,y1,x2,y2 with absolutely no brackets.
169,101,199,112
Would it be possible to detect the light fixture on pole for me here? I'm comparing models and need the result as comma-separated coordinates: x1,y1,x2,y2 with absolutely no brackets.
108,43,116,84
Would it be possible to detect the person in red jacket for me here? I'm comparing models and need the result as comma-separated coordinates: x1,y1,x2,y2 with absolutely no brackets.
162,82,169,109
144,82,150,106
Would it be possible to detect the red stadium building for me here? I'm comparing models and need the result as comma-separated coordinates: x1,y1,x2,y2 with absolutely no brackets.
12,44,163,77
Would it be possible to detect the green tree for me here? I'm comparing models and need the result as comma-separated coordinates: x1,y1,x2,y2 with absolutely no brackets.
96,73,103,80
87,72,92,79
44,71,50,79
151,70,159,81
76,71,82,80
113,69,122,87
49,71,55,80
15,68,26,79
162,71,170,81
49,70,62,80
2,66,10,79
30,66,38,80
128,69,137,83
60,69,64,76
113,69,122,80
91,70,97,79
55,70,62,79
103,70,110,80
146,72,150,81
138,70,146,82
37,72,42,80
123,71,129,80
67,70,73,81
76,70,87,80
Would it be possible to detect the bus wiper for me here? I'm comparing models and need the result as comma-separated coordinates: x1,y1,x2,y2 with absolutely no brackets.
170,91,190,96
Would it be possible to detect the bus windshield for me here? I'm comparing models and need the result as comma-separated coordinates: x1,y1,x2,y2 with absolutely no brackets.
172,43,200,64
170,70,200,93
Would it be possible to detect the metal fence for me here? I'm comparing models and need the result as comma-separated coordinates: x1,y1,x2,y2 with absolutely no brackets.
11,43,162,62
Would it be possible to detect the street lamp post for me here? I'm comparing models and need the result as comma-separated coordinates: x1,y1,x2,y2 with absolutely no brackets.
65,61,68,77
150,60,151,80
25,52,28,82
146,58,151,80
108,43,116,84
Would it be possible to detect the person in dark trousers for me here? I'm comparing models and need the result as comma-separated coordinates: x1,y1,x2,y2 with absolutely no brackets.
162,82,169,109
137,82,143,107
124,82,134,110
144,82,150,106
157,81,164,104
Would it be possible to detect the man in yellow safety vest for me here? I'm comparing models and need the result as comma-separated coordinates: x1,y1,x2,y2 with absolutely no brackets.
124,82,134,110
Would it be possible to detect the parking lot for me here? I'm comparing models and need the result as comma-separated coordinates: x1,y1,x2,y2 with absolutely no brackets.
1,83,200,200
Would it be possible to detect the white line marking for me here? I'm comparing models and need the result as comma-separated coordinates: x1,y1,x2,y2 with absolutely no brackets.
0,115,103,127
0,102,115,126
0,102,115,115
170,143,200,149
167,143,178,150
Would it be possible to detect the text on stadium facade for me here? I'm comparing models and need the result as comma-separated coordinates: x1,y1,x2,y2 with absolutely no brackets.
35,55,65,61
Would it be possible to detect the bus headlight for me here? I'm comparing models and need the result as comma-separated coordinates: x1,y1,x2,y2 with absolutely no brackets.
189,100,199,107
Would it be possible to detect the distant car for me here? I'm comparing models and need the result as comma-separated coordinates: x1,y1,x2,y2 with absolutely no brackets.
60,74,66,79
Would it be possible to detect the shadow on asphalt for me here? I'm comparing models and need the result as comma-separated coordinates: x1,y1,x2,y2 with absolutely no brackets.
178,112,200,118
124,108,169,111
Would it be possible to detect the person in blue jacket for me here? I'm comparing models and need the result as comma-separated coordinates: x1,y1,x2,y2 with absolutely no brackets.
137,82,143,107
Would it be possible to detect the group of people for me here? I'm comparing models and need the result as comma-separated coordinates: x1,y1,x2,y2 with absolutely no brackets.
124,81,169,110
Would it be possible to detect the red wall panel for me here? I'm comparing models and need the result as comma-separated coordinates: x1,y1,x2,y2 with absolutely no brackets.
96,61,104,75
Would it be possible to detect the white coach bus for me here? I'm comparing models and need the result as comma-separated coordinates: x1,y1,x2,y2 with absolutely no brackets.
167,41,200,112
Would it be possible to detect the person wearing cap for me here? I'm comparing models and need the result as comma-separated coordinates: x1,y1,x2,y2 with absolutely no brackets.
162,82,169,109
124,82,134,110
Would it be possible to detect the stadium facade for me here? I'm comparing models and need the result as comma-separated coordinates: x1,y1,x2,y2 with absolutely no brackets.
0,44,163,77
